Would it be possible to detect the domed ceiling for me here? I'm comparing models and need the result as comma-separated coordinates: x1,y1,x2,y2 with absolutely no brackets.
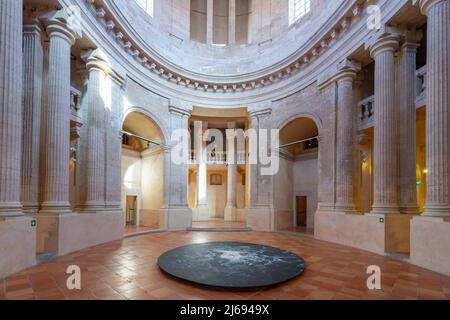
111,0,344,77
84,0,366,97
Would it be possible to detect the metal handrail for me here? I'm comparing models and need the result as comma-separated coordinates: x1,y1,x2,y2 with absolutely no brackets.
121,130,163,147
279,136,318,149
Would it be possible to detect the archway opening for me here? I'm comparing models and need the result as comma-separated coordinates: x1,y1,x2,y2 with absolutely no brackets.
276,116,319,235
188,108,248,229
121,111,165,235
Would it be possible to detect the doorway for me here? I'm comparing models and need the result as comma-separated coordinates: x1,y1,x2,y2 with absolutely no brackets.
125,196,137,226
296,196,307,227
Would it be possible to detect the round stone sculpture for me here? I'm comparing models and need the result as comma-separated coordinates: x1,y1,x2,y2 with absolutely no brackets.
158,242,305,289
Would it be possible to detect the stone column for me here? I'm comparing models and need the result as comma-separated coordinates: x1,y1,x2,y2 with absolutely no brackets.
399,36,421,214
81,49,109,210
0,0,23,217
367,29,401,214
105,76,126,211
40,11,81,213
21,20,44,213
418,0,450,217
165,104,193,229
245,107,275,231
207,0,214,45
228,0,236,45
196,121,209,217
247,113,259,208
225,123,237,221
334,60,361,212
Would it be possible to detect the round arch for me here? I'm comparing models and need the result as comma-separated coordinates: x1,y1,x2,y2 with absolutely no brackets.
276,112,323,133
121,106,170,145
275,112,321,233
121,107,167,231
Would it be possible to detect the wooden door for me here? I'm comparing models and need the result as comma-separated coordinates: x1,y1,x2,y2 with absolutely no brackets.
126,196,137,225
296,196,307,227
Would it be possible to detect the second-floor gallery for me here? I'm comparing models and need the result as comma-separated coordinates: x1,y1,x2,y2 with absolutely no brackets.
0,0,449,302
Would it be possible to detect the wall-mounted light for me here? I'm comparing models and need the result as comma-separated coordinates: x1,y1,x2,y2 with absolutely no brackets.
423,169,429,174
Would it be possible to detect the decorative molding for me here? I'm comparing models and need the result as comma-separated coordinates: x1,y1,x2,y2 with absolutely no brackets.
82,0,369,94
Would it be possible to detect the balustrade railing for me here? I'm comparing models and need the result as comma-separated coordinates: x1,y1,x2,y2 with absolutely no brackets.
357,95,375,130
70,86,82,123
416,65,427,108
189,150,247,165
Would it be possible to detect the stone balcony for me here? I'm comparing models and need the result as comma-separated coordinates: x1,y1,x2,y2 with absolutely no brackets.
189,150,247,165
357,65,427,131
357,95,375,131
70,86,82,124
416,65,427,109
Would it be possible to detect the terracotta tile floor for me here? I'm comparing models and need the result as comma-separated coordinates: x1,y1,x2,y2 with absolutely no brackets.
280,226,315,235
1,231,450,300
124,225,158,235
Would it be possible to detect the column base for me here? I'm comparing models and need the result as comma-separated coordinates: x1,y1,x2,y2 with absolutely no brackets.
371,204,400,215
78,203,109,213
40,201,72,214
334,203,359,214
422,205,450,217
224,207,237,221
317,203,335,213
400,205,421,215
0,202,23,217
22,202,40,214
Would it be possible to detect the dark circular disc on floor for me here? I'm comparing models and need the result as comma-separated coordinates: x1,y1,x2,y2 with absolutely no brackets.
157,242,305,289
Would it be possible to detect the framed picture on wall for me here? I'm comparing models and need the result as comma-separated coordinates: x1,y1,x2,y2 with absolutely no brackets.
210,174,223,186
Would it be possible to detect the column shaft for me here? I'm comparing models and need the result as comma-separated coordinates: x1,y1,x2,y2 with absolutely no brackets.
196,121,208,208
105,79,124,210
22,23,44,213
370,36,400,214
335,76,356,211
84,68,106,208
40,16,79,213
423,0,450,216
197,163,208,207
399,43,420,214
227,165,237,206
0,0,23,217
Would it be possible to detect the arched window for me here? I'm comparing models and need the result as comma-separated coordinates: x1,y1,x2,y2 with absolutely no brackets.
289,0,310,26
135,0,154,17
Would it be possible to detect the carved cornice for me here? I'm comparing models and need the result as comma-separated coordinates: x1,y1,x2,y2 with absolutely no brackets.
81,0,370,94
248,107,272,120
168,105,193,118
318,58,362,90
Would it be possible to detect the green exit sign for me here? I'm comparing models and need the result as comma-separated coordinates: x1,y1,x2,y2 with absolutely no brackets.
31,220,37,227
379,218,385,224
